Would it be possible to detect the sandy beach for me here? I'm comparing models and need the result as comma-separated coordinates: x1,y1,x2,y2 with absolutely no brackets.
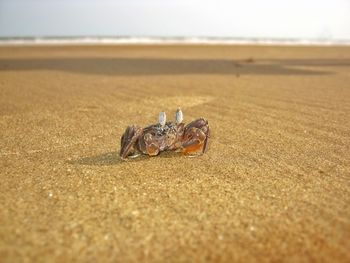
0,45,349,262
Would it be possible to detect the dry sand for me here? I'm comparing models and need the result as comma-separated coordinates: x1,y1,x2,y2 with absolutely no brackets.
0,45,349,262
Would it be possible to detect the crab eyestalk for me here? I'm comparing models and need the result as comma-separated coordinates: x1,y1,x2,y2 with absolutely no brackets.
175,108,183,124
159,111,166,127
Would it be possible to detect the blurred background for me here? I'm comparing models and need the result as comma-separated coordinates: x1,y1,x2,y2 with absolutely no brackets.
0,0,349,42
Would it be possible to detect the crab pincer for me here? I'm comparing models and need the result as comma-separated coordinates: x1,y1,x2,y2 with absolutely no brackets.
120,125,143,160
181,118,210,155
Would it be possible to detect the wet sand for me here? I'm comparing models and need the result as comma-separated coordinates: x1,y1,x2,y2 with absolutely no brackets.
0,45,349,262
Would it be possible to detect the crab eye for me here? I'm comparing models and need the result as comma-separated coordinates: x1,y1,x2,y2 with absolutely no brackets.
175,108,183,124
159,111,166,127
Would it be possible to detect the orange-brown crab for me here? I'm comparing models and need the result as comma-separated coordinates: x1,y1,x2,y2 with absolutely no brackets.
120,109,210,160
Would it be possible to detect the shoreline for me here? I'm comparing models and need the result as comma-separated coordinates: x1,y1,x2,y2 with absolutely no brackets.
1,37,350,47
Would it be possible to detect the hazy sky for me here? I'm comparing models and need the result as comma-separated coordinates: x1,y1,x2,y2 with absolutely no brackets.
0,0,349,39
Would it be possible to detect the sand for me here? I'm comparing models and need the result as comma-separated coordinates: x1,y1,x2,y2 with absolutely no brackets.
0,45,349,262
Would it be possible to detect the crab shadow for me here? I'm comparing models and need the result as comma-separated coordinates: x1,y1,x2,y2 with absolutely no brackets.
68,150,182,166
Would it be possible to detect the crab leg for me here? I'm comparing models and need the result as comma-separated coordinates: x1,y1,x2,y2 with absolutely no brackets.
202,124,210,153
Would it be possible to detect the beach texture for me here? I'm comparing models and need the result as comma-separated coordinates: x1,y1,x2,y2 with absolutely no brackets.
0,45,349,262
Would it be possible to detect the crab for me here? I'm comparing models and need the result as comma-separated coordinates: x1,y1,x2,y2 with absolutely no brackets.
120,108,210,160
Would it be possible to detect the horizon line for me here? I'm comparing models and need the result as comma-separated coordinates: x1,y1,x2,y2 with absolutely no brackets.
1,36,350,46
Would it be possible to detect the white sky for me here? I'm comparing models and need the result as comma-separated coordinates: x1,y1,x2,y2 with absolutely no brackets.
0,0,349,39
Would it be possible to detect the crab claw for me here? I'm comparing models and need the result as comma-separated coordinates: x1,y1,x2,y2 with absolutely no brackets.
181,118,210,155
120,125,143,160
175,108,183,124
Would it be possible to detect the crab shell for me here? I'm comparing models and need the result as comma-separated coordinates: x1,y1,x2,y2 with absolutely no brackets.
120,117,210,160
137,122,185,155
